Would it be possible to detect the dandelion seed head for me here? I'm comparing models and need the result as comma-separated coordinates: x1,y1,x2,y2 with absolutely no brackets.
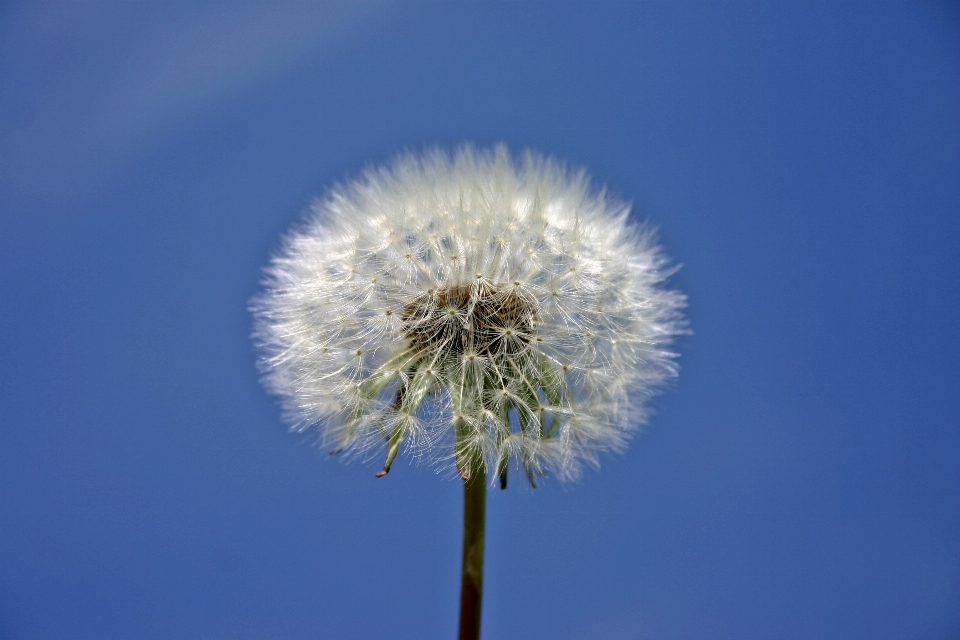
252,145,686,482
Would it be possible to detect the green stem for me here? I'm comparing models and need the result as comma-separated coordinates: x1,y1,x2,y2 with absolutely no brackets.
458,466,486,640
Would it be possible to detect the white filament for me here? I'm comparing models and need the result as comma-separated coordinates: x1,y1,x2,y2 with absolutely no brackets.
252,145,686,482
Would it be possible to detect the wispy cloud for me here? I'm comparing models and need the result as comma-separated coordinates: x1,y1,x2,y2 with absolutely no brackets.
0,2,390,211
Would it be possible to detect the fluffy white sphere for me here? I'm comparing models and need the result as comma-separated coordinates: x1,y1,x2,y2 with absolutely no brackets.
252,145,685,484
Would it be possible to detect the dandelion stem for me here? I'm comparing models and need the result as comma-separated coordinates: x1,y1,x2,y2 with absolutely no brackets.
458,466,486,640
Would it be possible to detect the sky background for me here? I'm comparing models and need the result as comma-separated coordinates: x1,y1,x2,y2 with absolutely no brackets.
2,2,959,639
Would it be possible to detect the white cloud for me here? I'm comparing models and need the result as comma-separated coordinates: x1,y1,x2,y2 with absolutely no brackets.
0,1,390,210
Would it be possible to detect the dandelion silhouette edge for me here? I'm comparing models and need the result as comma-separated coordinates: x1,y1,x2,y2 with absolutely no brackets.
251,145,686,484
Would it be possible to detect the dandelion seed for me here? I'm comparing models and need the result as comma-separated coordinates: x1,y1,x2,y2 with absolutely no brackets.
252,145,685,485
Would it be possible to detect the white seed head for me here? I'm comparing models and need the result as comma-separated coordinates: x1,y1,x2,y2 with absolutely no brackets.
251,145,686,483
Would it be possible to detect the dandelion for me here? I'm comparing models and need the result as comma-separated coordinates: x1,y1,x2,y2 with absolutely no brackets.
251,145,685,639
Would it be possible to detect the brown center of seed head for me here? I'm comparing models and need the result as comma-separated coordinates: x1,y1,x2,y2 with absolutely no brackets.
401,282,536,356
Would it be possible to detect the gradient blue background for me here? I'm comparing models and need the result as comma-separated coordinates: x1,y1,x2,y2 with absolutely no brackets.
2,2,959,638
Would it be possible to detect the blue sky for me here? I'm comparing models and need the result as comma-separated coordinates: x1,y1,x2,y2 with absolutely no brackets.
2,2,959,639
